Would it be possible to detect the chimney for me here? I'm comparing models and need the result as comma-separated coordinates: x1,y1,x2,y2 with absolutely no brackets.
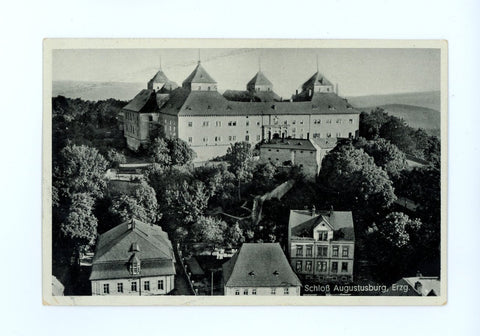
296,89,298,95
311,205,316,216
128,218,136,230
329,205,334,216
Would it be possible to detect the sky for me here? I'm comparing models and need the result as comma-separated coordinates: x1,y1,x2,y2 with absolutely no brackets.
53,48,441,98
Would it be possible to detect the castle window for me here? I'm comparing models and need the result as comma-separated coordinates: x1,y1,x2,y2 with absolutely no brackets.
202,121,209,127
246,121,250,126
326,119,332,124
216,121,222,127
188,121,193,127
336,132,341,137
336,119,342,124
256,135,261,141
256,121,260,126
245,135,250,141
327,132,332,138
300,121,304,125
188,137,192,143
349,119,353,124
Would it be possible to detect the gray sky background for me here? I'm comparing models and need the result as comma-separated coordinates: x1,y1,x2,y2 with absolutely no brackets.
53,48,440,97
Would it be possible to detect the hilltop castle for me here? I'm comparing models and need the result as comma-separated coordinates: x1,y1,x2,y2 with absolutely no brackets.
121,61,360,162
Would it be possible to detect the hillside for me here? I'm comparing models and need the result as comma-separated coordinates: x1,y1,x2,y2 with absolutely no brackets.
53,80,145,101
347,91,441,111
360,104,441,135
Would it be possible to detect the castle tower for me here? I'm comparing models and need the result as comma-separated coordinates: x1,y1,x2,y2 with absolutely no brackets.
147,68,177,92
246,71,274,93
301,71,334,96
182,61,217,91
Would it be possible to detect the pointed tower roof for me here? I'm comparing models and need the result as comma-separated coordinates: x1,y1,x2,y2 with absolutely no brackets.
302,71,333,90
149,69,170,84
183,61,217,85
247,71,273,87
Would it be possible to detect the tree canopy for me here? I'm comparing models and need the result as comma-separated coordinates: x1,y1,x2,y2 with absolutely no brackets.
60,192,98,247
225,141,254,200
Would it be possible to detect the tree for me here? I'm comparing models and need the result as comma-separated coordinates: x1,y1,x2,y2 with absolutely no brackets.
379,117,416,154
251,161,279,194
356,137,407,179
54,144,109,199
61,193,98,248
106,148,126,168
359,108,390,139
108,182,159,224
193,163,236,207
148,138,171,166
191,216,227,247
225,142,254,200
377,212,422,248
318,143,396,218
225,222,245,248
168,138,195,166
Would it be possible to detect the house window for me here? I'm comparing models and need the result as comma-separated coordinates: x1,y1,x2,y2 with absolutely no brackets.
284,288,289,295
296,260,302,272
244,289,249,295
318,231,328,241
103,284,109,294
271,288,276,295
332,246,339,257
235,289,240,295
318,246,328,257
252,289,257,295
306,245,313,257
306,261,312,272
342,246,349,257
216,121,222,127
144,281,150,291
117,283,123,293
131,282,137,292
342,262,348,273
188,137,193,143
202,121,209,127
158,280,164,290
296,245,303,256
245,135,250,141
317,261,328,272
188,121,193,127
331,262,338,273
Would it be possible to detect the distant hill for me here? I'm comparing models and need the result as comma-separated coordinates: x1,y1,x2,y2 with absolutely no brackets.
347,91,441,111
53,81,145,101
360,104,441,136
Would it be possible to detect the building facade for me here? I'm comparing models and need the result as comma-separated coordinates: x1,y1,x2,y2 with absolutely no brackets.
122,61,360,161
259,137,337,178
222,243,301,296
287,208,355,283
89,218,176,296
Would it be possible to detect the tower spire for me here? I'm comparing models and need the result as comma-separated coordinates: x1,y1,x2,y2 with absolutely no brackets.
258,56,262,71
198,49,201,64
158,55,162,70
316,54,319,72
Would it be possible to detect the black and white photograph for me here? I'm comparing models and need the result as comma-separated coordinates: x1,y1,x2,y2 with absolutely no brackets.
43,39,446,305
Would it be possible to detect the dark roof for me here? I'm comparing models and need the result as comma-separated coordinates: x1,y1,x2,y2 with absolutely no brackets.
311,137,338,149
289,210,355,241
89,218,175,281
123,89,160,112
161,90,359,117
261,138,316,151
223,89,281,102
302,71,333,90
222,243,301,288
403,276,440,296
247,71,273,87
183,61,217,85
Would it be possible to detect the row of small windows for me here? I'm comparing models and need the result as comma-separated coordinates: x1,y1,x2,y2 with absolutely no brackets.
295,245,350,257
188,135,261,143
102,280,164,294
185,119,354,128
189,121,258,127
125,124,138,136
234,288,289,295
295,260,349,273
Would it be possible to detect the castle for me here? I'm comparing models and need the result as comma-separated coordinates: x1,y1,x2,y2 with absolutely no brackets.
121,60,360,162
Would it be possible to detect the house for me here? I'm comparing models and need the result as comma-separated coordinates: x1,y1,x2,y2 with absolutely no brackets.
222,243,301,296
122,61,360,161
89,218,176,296
259,137,337,178
288,207,355,283
383,275,440,296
